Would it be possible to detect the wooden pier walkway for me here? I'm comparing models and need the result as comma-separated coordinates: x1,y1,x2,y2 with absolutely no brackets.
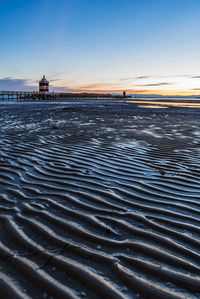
0,91,125,102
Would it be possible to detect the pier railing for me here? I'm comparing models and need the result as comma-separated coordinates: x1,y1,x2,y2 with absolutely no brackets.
0,91,125,101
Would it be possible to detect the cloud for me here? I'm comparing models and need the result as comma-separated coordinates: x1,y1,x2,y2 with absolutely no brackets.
136,82,173,87
0,77,37,91
156,74,189,78
0,77,79,93
51,86,79,93
191,76,200,79
3,77,197,96
119,76,151,81
119,78,135,81
78,82,121,90
120,74,189,82
48,78,61,83
135,76,151,80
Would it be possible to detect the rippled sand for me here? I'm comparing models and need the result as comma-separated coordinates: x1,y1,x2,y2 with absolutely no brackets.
1,101,200,298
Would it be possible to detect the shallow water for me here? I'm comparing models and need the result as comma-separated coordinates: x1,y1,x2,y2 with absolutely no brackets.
0,102,200,298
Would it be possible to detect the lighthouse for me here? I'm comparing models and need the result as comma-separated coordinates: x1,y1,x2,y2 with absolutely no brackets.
39,75,49,94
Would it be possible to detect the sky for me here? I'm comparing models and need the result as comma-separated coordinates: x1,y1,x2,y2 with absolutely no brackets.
1,0,200,95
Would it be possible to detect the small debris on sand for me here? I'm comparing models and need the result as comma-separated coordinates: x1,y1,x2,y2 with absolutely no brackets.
159,169,165,176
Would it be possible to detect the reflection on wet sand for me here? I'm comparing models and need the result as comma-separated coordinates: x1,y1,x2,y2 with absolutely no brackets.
131,100,200,109
139,105,168,109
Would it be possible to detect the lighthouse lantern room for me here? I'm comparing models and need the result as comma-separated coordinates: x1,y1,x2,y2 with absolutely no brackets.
39,75,49,94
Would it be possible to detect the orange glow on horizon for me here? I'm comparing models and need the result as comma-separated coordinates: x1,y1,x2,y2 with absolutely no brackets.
53,81,200,96
68,88,200,96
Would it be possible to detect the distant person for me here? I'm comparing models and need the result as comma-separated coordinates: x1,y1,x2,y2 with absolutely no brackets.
123,91,126,97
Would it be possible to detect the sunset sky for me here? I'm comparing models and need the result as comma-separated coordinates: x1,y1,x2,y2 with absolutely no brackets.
1,0,200,95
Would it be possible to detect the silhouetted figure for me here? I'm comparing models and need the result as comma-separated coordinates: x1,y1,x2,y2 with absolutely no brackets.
123,91,126,97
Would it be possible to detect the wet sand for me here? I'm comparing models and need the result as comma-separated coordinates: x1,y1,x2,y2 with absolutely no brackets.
1,101,200,298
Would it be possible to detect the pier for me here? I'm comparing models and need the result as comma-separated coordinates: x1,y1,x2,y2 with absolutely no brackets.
0,91,125,102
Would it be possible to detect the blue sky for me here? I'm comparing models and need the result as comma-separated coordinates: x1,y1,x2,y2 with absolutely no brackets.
1,0,200,94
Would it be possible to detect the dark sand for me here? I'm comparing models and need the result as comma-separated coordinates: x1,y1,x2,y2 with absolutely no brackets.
1,101,200,298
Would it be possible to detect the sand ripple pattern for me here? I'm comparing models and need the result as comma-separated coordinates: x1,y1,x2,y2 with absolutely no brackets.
0,103,200,298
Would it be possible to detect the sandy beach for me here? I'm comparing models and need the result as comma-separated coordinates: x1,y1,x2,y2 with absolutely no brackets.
0,100,200,298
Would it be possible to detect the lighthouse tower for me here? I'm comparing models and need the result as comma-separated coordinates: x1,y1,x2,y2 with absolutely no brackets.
39,75,49,94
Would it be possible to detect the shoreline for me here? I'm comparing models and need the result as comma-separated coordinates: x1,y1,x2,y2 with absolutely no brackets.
1,99,200,115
